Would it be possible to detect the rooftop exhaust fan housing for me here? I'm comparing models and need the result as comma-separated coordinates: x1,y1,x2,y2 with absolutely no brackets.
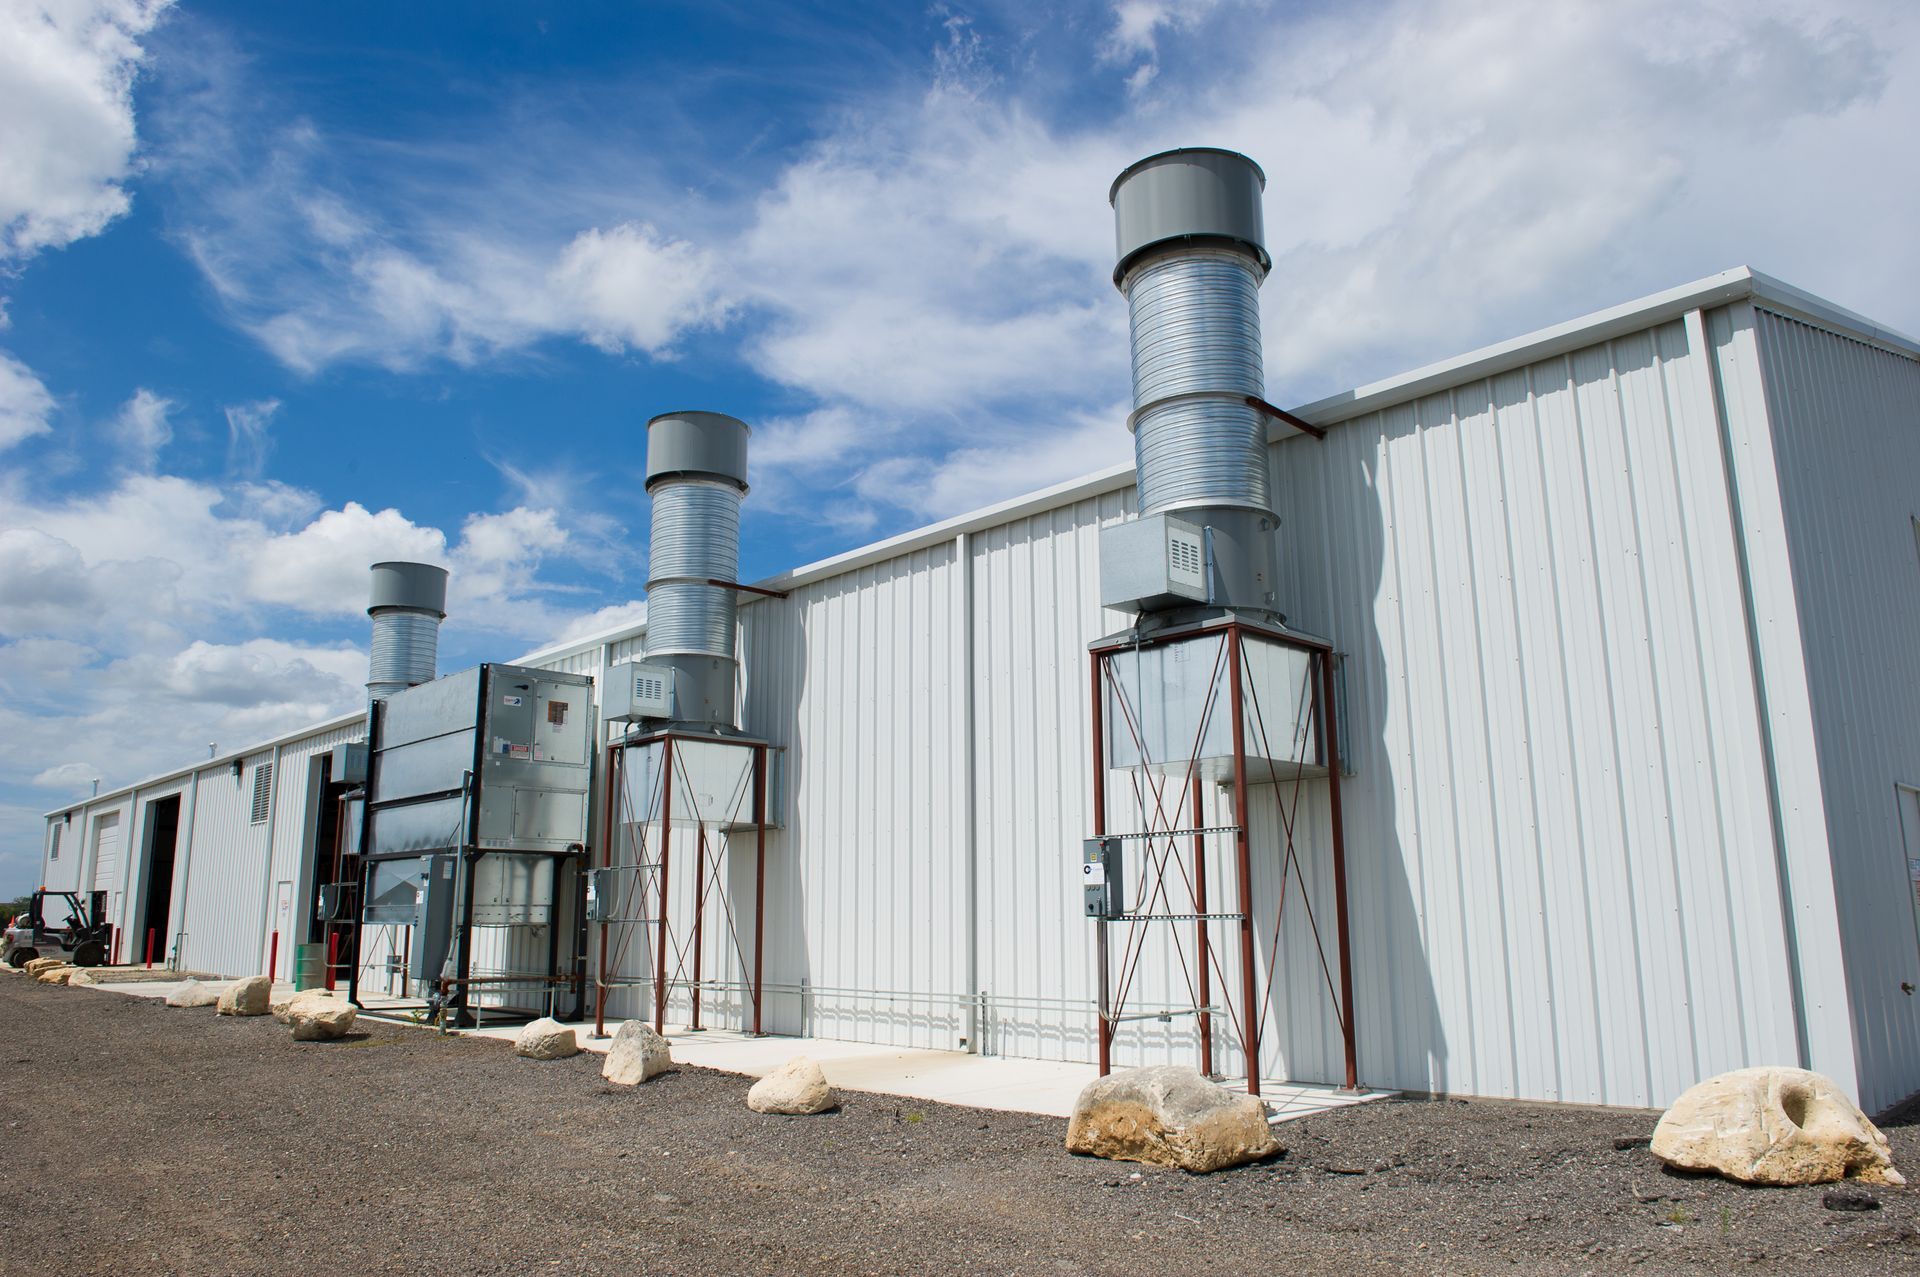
618,410,752,731
366,560,448,701
1101,147,1281,623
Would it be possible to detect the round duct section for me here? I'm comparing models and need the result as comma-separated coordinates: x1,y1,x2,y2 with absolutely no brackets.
366,561,448,701
1109,147,1279,617
643,411,751,729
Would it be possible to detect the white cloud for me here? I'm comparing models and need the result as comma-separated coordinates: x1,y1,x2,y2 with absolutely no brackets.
0,0,172,261
30,761,98,790
547,223,730,355
110,386,173,468
0,350,56,450
222,396,277,477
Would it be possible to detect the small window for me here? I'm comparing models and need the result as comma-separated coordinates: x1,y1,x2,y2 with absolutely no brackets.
250,762,274,825
49,824,62,861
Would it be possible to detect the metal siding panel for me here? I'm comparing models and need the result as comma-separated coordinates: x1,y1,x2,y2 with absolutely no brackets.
1753,307,1920,1113
177,752,274,976
1272,318,1797,1105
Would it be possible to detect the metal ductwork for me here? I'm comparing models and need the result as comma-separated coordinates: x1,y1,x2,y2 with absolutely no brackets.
634,410,751,730
1101,147,1280,620
366,561,448,701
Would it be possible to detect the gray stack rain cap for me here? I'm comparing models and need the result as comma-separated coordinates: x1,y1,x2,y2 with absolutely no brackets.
367,561,449,618
642,411,752,731
645,410,751,493
1110,147,1270,288
366,561,449,701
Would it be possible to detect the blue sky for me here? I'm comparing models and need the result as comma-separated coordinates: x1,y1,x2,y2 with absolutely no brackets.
1,0,1916,893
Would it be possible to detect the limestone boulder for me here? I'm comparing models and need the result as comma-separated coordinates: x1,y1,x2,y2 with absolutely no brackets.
35,965,75,985
66,968,99,986
287,992,357,1042
23,957,64,977
1652,1067,1904,1186
514,1017,579,1060
165,978,219,1008
216,975,272,1017
1066,1066,1280,1173
602,1021,672,1085
747,1055,836,1115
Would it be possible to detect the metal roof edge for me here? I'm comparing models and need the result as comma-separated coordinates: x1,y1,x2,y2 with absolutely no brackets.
1286,268,1762,428
41,709,367,822
516,460,1142,665
1744,270,1920,360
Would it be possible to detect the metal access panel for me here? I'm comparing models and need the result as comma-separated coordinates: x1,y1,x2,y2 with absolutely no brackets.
366,663,594,858
364,856,430,926
475,664,594,853
601,661,676,722
1099,513,1208,614
470,854,554,925
1101,631,1325,783
330,741,368,784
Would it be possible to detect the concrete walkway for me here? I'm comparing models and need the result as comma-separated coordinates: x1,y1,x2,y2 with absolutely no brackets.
75,977,1389,1123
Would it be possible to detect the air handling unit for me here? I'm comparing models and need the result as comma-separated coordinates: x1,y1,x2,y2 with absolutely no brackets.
1083,149,1359,1100
336,562,595,1026
592,410,782,1044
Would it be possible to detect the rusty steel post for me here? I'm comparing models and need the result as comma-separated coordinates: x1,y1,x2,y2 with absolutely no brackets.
654,736,674,1034
1225,626,1261,1096
753,743,768,1036
690,820,706,1032
1090,652,1111,1076
1191,773,1213,1079
1319,650,1359,1090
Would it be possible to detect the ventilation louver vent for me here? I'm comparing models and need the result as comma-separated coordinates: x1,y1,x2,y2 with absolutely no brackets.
250,762,273,825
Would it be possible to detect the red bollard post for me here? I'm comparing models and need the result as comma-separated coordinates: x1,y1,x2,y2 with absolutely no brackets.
110,926,120,967
145,928,155,970
267,931,279,983
325,930,338,991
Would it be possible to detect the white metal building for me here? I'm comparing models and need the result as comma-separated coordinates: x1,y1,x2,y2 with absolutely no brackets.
41,266,1920,1114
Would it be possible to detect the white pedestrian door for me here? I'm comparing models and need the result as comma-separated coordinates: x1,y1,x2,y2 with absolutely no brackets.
273,881,293,979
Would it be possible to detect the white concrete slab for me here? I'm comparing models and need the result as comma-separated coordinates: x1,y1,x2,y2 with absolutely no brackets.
461,1018,1392,1122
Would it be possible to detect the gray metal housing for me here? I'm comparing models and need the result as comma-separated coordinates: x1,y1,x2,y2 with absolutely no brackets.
366,561,449,701
1110,147,1269,286
646,411,751,492
1104,147,1282,621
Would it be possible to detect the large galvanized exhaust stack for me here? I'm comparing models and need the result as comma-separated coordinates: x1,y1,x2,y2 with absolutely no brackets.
366,561,449,700
1101,147,1280,621
637,411,751,730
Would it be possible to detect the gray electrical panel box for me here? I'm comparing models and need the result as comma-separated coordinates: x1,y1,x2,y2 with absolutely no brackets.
601,661,676,722
1083,837,1123,919
330,740,368,784
1099,513,1208,614
411,853,459,980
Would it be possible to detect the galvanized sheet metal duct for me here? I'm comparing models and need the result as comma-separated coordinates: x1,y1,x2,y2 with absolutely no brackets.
366,561,448,701
643,411,751,728
1111,147,1279,614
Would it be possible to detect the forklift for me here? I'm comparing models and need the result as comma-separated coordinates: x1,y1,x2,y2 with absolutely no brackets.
3,890,111,968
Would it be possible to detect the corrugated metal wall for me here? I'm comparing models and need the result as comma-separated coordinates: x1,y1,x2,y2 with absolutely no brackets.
1750,306,1920,1114
714,542,972,1048
176,751,275,975
1269,316,1802,1105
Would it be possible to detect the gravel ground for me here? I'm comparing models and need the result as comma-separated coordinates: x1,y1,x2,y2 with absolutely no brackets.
0,974,1914,1276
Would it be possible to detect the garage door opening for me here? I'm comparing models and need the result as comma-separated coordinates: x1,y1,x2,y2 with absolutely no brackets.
140,796,181,966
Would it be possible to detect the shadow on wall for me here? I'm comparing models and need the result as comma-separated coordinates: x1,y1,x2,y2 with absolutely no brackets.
1261,407,1450,1096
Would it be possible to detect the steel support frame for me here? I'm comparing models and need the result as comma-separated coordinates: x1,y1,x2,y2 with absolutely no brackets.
593,728,770,1041
1089,615,1358,1096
